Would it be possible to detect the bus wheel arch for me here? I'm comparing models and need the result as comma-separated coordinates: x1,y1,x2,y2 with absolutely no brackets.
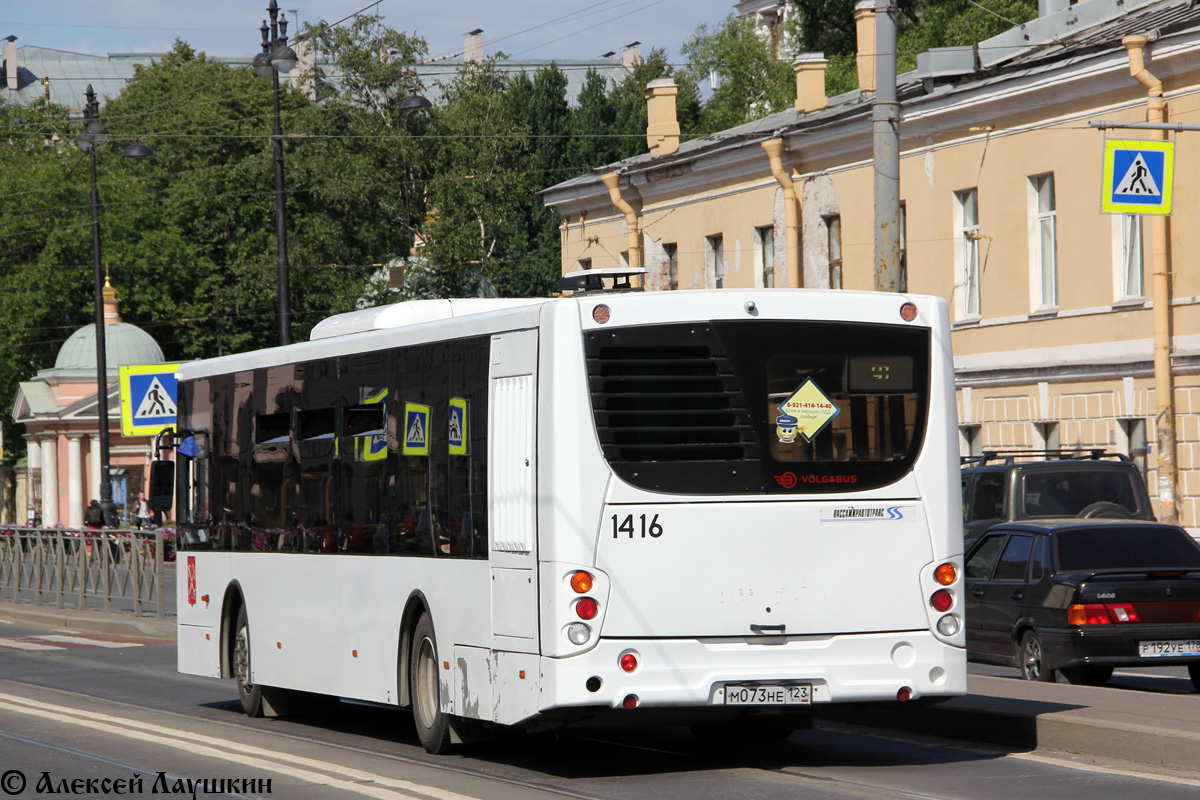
220,582,245,680
397,592,431,709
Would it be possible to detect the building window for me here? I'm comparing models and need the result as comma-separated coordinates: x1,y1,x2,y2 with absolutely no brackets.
706,234,725,289
664,243,678,290
620,251,629,270
824,214,842,289
955,188,980,319
578,258,592,271
1031,174,1057,308
755,225,775,288
1121,215,1144,299
899,201,908,293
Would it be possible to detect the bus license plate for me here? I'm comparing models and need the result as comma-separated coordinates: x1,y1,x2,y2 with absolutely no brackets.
1139,639,1200,657
723,684,811,706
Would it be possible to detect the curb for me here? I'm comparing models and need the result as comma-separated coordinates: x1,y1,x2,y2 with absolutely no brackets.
0,605,176,640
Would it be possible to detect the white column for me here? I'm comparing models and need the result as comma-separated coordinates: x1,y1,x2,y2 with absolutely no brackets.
90,435,100,501
24,435,41,524
67,434,84,528
40,435,59,526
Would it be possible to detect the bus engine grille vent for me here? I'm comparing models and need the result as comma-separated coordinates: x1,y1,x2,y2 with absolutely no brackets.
585,329,757,464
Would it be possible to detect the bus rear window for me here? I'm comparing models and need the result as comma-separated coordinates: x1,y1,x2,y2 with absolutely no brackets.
586,319,930,495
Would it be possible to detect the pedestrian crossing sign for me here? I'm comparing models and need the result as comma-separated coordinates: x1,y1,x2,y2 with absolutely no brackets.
119,363,183,436
403,402,430,456
1102,139,1174,215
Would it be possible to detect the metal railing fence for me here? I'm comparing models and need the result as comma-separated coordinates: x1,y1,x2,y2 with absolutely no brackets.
0,527,170,617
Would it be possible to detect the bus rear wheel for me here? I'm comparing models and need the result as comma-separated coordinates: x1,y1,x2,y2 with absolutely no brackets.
234,605,264,717
410,613,456,754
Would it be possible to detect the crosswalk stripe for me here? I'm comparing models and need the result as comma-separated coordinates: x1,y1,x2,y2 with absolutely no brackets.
0,639,64,651
33,635,142,648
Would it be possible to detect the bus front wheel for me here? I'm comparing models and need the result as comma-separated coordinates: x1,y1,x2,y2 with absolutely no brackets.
410,613,456,754
234,605,264,717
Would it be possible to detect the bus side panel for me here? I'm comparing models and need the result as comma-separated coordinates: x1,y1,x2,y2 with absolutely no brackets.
912,296,965,562
177,552,493,709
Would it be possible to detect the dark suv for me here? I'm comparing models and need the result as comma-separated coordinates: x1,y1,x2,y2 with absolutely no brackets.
961,450,1155,549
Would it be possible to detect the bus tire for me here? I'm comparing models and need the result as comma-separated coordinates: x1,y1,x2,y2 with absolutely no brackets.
410,612,456,754
234,605,264,717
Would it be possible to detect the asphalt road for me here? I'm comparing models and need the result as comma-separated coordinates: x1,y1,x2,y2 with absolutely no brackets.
2,615,1200,799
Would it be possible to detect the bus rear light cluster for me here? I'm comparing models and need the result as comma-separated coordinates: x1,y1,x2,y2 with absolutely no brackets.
575,597,599,620
930,589,953,613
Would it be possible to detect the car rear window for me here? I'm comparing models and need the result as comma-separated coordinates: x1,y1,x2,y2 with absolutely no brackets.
1022,470,1141,517
1056,526,1200,571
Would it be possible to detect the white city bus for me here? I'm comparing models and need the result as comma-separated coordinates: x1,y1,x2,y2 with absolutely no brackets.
163,285,966,753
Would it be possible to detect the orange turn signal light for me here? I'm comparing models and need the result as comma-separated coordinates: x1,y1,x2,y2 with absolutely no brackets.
570,570,594,594
934,563,957,586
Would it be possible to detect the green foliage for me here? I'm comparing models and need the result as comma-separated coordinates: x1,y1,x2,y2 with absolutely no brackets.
682,14,797,131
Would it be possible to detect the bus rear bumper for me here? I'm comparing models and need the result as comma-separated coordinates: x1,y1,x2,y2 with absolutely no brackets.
539,631,966,714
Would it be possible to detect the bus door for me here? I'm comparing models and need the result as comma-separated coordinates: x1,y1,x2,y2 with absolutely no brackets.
487,329,539,653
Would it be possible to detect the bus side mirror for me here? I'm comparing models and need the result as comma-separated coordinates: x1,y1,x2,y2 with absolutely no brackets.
149,460,175,512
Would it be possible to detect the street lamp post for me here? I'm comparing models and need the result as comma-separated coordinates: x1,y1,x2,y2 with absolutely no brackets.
76,84,154,527
253,0,299,346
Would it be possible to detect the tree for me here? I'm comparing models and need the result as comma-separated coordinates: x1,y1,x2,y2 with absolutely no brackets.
681,14,799,131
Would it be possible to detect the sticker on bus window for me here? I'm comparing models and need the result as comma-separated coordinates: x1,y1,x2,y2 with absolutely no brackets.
777,378,840,442
448,398,468,455
403,403,430,456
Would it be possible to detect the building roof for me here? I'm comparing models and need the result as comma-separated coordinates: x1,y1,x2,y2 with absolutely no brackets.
51,322,165,377
542,0,1200,203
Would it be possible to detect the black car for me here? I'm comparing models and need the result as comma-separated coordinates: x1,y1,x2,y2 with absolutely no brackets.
964,519,1200,689
961,450,1155,549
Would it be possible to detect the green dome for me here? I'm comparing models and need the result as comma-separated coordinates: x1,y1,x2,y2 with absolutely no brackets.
54,322,164,372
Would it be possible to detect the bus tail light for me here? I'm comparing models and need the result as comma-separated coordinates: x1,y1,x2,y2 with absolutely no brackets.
899,302,918,322
934,563,957,586
897,686,913,702
575,597,598,620
570,571,594,593
936,614,960,636
567,623,591,645
619,652,638,672
930,589,953,612
622,694,639,709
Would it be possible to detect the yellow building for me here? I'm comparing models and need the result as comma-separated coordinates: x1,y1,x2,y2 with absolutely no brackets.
543,0,1200,532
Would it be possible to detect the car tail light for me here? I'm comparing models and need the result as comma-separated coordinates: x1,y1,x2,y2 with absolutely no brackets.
930,589,953,612
1068,604,1114,625
575,597,598,620
620,652,638,672
570,570,593,593
934,563,957,586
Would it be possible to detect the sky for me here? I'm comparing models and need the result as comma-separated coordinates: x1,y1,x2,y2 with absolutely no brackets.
3,0,743,66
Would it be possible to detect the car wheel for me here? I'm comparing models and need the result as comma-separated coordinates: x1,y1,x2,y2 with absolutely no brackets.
410,612,457,754
1019,631,1054,682
1060,665,1113,686
1188,663,1200,692
1077,501,1133,519
233,605,264,717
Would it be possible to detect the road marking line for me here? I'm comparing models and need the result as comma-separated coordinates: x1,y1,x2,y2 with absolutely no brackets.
1013,751,1200,787
33,634,142,648
0,639,65,651
0,692,481,800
